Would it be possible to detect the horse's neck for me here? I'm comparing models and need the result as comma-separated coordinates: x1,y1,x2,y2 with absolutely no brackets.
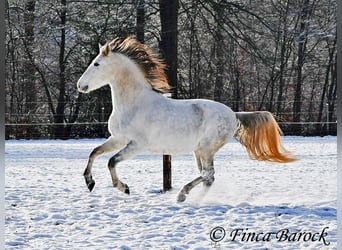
110,79,154,113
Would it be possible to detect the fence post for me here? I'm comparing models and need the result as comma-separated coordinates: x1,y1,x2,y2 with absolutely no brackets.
326,102,329,134
162,93,172,192
163,154,172,192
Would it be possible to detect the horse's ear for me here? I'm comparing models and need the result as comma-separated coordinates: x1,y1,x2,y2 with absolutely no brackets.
98,43,102,51
100,42,110,56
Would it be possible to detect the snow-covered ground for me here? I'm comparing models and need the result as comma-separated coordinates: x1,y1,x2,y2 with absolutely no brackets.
5,136,336,249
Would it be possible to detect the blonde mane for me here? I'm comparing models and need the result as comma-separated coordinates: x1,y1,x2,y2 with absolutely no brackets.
102,36,171,94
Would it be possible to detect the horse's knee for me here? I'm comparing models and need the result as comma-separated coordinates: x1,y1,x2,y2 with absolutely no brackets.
108,156,118,169
90,146,102,159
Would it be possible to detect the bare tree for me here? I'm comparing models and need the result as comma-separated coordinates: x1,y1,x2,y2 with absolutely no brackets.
5,0,337,138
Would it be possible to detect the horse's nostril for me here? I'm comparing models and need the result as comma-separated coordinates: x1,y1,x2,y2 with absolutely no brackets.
78,83,88,92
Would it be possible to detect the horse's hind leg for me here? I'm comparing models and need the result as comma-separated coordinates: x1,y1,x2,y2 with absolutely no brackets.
177,150,207,202
177,176,203,202
201,156,215,187
177,150,216,202
108,140,142,195
84,136,125,192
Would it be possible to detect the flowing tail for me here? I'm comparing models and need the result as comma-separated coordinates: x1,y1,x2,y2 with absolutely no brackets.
234,111,297,163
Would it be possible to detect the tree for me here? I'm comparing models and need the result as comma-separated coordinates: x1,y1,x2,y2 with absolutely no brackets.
159,0,179,97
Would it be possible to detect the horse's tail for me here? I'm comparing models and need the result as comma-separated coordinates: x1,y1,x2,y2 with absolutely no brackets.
234,111,297,163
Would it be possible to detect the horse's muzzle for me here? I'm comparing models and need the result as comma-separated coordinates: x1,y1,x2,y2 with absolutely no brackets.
77,83,89,93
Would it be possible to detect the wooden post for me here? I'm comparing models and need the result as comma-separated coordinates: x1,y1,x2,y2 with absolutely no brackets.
163,154,172,192
162,93,172,192
159,0,178,192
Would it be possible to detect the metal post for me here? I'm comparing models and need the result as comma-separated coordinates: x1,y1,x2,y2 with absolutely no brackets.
101,106,105,136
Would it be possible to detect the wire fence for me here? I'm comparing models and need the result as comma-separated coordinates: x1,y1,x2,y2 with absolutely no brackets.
5,99,337,139
4,120,337,140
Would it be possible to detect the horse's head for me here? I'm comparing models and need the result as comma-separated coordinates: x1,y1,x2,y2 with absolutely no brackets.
77,36,171,94
77,44,119,93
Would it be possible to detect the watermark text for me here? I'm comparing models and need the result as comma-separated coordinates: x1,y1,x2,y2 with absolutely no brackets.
210,226,330,246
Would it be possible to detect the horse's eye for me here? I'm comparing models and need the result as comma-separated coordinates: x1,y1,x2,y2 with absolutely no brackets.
94,62,99,67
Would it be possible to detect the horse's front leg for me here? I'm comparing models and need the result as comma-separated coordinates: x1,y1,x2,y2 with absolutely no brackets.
108,140,142,195
84,136,126,192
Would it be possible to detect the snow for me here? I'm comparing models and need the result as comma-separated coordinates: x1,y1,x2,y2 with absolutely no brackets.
5,136,337,249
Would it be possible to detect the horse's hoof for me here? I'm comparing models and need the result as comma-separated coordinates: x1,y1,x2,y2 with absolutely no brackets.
177,193,186,202
124,184,130,195
87,181,95,192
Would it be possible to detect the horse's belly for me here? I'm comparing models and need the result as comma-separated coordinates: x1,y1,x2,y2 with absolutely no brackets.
143,126,198,154
146,138,199,154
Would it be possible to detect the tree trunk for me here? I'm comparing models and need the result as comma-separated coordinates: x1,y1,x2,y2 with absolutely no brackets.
23,0,36,114
317,37,336,134
327,53,337,134
213,0,225,102
159,0,179,97
276,0,291,116
53,0,67,139
136,0,145,43
292,0,310,133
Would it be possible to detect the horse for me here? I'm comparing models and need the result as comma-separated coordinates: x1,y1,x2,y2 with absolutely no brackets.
77,36,296,202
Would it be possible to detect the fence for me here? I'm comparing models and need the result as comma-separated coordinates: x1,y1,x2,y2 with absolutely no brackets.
4,120,337,140
5,99,337,139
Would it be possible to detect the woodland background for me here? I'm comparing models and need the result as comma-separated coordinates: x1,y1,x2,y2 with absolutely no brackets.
5,0,337,139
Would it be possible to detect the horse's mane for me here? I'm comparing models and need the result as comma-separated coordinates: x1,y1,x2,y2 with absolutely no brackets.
103,36,171,94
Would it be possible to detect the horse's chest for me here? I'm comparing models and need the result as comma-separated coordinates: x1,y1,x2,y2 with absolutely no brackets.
108,110,144,135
